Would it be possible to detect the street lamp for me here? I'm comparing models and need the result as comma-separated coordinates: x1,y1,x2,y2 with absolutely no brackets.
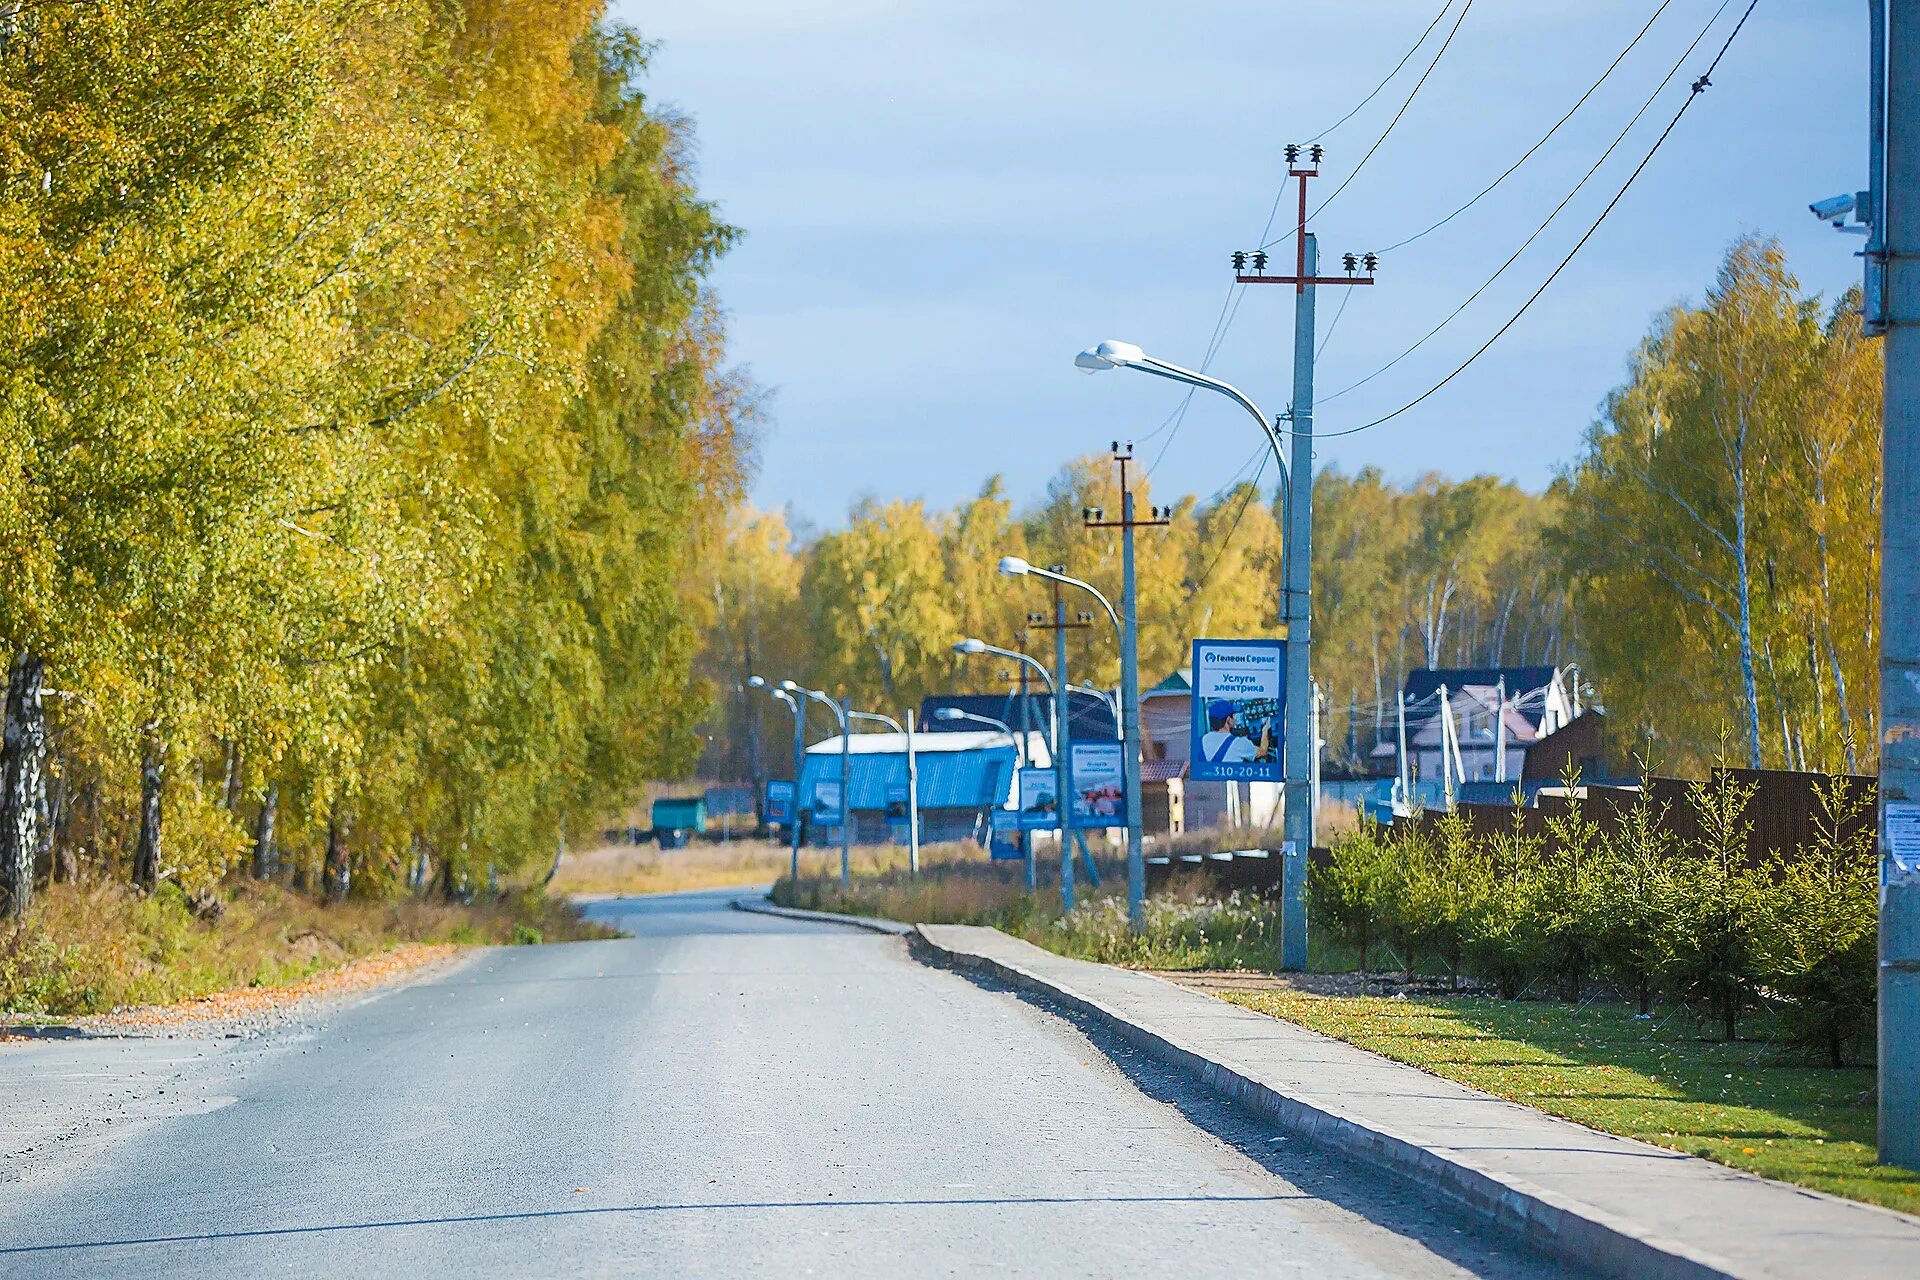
783,680,853,885
954,637,1060,898
1074,681,1120,728
1076,336,1312,968
850,708,920,874
954,638,1056,706
934,706,1023,764
747,675,805,881
1000,555,1142,932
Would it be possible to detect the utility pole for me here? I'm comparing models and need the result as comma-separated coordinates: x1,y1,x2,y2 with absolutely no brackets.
1018,627,1037,892
788,701,804,880
1877,0,1920,1170
905,708,921,876
1496,676,1508,786
1031,581,1095,912
1233,144,1375,969
1083,444,1171,932
839,697,852,886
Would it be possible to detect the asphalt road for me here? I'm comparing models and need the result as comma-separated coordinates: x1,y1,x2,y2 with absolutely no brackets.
0,886,1585,1277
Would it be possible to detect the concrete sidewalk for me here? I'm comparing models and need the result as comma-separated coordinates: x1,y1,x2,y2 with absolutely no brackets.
914,922,1920,1280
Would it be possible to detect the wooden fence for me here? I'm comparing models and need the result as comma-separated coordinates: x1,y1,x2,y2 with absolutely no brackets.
1145,767,1875,896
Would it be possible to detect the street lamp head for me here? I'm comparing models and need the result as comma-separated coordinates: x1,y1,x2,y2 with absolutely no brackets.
778,678,799,693
1073,339,1147,374
934,707,965,722
997,555,1031,577
746,675,766,689
954,637,987,655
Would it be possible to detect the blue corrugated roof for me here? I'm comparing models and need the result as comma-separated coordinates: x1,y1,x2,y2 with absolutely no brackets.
797,742,1017,812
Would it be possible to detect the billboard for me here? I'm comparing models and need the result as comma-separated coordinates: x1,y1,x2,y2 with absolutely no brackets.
764,779,796,825
810,778,843,824
988,808,1023,860
1017,765,1059,830
1069,741,1127,829
1190,638,1285,783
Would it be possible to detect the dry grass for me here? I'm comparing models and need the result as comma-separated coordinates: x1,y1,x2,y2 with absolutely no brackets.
551,839,795,896
554,835,998,897
0,876,611,1017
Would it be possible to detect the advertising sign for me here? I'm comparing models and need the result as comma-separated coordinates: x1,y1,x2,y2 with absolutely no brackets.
1189,638,1286,782
988,808,1023,860
1068,741,1127,829
884,783,910,822
810,778,843,825
764,779,796,825
1017,765,1060,830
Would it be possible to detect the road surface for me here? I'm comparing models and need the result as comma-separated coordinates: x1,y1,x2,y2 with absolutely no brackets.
0,887,1585,1277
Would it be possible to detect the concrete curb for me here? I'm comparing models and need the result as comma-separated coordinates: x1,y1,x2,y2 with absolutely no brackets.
728,896,915,937
908,922,1909,1280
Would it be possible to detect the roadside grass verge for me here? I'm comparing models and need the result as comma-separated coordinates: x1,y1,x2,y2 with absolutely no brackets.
772,852,1354,970
773,848,1920,1215
0,877,611,1018
552,839,795,896
1220,988,1920,1216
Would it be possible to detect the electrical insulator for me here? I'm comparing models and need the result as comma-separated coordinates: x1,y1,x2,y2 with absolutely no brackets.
1251,251,1269,272
1363,252,1379,274
1284,144,1299,164
1309,144,1324,165
1342,252,1358,273
1231,250,1247,271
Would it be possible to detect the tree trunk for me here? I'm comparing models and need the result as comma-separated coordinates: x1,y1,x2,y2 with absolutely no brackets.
252,783,278,879
438,851,459,903
221,740,244,813
0,652,49,920
323,805,350,902
132,737,165,892
1731,445,1764,769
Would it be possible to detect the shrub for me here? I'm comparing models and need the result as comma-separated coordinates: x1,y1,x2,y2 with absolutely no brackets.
1309,825,1396,971
1464,807,1545,999
1588,787,1679,1015
1661,769,1771,1040
1760,776,1878,1065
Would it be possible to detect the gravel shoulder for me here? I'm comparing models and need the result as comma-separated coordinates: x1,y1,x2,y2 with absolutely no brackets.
1,944,476,1197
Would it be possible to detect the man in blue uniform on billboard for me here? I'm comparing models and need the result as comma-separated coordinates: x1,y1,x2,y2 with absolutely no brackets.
1201,699,1269,766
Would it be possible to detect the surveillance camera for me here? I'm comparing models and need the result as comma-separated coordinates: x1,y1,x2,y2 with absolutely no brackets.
1809,193,1856,225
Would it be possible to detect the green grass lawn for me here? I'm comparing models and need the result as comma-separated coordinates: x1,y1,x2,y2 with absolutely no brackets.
1220,990,1920,1217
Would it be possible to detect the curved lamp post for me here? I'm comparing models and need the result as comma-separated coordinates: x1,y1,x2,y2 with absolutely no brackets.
747,675,805,880
999,555,1141,930
782,680,852,885
954,638,1058,895
1076,336,1311,967
849,708,919,875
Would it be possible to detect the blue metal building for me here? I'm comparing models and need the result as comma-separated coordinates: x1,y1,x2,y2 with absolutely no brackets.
796,730,1025,846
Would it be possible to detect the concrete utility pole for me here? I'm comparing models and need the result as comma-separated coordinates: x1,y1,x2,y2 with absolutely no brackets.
1084,444,1171,932
1877,0,1920,1170
905,709,921,876
1051,587,1076,912
1235,145,1375,970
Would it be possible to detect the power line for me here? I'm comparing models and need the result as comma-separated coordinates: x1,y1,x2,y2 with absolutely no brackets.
1312,0,1763,443
1261,0,1478,249
1317,0,1737,410
1316,286,1355,361
1306,0,1462,144
1183,451,1273,605
1145,4,1471,468
1373,0,1681,256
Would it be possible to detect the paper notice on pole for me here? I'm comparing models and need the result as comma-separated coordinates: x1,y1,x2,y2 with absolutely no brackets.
1886,802,1920,878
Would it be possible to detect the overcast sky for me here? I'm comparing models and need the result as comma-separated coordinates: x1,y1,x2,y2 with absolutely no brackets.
606,0,1867,530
